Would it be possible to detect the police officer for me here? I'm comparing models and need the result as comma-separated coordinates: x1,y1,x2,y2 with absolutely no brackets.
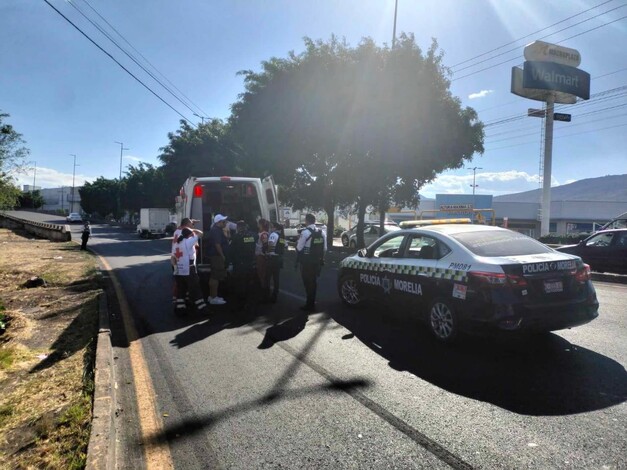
80,221,91,250
266,221,285,303
229,221,258,310
295,214,327,311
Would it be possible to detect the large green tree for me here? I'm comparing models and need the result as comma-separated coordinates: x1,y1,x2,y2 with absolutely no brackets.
157,118,243,198
230,35,484,247
123,163,171,215
79,177,120,218
0,112,29,209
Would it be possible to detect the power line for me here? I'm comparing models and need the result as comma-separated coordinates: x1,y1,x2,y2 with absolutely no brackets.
452,3,627,74
450,0,616,68
42,0,193,123
452,13,627,82
66,0,204,119
77,0,209,118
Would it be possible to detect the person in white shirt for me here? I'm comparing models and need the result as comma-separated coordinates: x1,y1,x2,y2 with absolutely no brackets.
171,227,207,315
295,214,327,311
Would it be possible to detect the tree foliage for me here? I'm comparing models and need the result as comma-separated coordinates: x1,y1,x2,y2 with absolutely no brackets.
230,34,484,247
18,190,44,209
157,119,243,197
123,163,171,215
0,112,29,209
79,177,120,218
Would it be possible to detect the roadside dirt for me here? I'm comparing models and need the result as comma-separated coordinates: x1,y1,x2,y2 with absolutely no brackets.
0,227,101,469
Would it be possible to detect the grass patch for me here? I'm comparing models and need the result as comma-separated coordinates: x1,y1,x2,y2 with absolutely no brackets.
0,347,15,369
0,403,14,427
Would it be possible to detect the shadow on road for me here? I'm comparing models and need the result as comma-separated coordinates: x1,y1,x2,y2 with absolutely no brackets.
331,305,627,416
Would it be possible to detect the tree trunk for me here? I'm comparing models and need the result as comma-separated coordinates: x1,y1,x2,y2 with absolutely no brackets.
356,199,367,249
323,199,335,251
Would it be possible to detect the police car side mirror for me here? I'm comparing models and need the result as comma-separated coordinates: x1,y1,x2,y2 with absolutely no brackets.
357,248,367,258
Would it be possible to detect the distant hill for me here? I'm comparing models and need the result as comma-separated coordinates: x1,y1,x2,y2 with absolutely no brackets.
494,174,627,203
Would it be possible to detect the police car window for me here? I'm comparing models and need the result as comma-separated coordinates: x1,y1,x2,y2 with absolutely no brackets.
451,230,552,257
405,235,438,259
373,234,405,258
586,232,613,247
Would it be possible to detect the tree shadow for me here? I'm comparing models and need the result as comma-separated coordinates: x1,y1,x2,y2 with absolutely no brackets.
331,305,627,416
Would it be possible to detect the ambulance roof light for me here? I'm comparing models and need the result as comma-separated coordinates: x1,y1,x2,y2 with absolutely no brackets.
193,185,203,197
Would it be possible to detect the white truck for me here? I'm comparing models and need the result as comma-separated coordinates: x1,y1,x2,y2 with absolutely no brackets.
175,175,279,273
137,208,171,238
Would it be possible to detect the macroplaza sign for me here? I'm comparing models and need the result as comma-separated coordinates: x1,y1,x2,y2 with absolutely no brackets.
523,40,581,67
523,61,590,100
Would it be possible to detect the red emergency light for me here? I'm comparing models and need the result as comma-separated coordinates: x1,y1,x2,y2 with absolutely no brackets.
220,176,231,182
193,185,203,197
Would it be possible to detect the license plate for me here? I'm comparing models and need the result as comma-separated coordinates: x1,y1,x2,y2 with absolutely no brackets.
544,280,563,293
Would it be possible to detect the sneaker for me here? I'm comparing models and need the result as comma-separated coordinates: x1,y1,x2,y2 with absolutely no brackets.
209,297,227,305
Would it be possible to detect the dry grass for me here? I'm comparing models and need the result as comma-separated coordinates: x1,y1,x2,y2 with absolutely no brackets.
0,227,101,469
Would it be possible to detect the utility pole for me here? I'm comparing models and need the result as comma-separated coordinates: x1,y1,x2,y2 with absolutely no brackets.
32,161,37,189
467,166,483,215
70,154,77,213
392,0,398,48
114,141,129,219
540,93,555,236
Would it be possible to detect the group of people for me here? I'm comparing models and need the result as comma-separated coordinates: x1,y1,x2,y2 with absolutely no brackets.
170,212,327,315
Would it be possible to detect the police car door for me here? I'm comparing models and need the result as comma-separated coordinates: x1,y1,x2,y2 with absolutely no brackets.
359,233,408,301
392,232,441,312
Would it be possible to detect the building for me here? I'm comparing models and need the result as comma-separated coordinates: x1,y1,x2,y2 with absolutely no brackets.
22,185,82,214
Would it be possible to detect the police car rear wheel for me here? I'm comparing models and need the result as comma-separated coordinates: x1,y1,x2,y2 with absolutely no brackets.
428,299,458,342
339,275,361,306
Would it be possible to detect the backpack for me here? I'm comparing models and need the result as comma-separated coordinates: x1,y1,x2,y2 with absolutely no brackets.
302,228,324,264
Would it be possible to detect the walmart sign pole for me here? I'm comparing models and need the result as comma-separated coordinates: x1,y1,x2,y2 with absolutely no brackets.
511,40,590,236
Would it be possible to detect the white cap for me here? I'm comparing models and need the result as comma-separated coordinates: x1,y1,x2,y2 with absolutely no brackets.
214,214,228,223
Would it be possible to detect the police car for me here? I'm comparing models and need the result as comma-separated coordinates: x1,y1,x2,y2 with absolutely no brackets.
337,224,599,342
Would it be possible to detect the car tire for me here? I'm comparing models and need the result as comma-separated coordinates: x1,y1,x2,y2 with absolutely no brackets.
341,235,349,247
338,275,361,307
349,239,357,249
428,298,459,343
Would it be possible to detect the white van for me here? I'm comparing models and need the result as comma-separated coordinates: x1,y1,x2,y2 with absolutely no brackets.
174,176,279,272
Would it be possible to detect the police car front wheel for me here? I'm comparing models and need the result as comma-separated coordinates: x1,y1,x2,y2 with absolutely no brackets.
428,299,458,342
339,275,361,307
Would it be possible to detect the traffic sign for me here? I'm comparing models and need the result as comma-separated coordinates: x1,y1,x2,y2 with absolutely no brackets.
554,113,571,122
528,108,546,118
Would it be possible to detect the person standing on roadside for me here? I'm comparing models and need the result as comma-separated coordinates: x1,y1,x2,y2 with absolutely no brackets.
171,218,198,304
171,227,207,315
295,214,326,311
229,221,258,310
255,218,271,302
80,221,91,251
207,214,229,305
266,221,285,303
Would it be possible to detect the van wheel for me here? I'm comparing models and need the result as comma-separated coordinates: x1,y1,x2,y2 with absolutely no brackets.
338,275,361,307
349,239,357,249
428,299,458,342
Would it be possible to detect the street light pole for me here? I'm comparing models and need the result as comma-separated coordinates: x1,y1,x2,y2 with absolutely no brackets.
467,166,483,215
70,154,77,214
32,161,37,189
193,113,206,124
392,0,398,48
114,141,129,219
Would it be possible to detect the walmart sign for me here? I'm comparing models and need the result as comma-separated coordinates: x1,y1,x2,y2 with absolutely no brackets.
523,61,590,100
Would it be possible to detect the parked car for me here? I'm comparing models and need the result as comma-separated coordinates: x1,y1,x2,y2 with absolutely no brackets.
341,224,371,247
66,212,82,223
348,223,401,249
284,222,327,243
338,224,599,342
555,228,627,274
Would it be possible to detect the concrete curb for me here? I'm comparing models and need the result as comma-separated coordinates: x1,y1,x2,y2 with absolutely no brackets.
86,293,116,469
591,272,627,285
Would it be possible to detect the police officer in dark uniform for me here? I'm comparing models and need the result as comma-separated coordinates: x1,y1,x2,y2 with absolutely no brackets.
228,221,258,310
295,214,327,311
266,221,285,303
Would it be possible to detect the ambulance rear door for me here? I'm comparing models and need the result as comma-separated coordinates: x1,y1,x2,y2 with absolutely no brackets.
262,175,279,223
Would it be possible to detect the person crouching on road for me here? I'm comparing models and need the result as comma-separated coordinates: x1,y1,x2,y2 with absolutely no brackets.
171,227,207,315
255,218,271,302
265,221,285,303
229,221,258,310
296,214,327,311
207,214,229,305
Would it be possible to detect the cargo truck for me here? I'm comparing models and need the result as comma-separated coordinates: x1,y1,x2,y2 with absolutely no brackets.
137,208,171,238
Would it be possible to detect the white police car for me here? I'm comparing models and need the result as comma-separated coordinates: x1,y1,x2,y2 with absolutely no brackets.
337,224,599,342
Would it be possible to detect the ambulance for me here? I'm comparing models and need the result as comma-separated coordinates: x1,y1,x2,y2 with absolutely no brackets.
175,176,279,273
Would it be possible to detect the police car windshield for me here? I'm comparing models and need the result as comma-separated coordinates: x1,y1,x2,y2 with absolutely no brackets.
451,230,553,257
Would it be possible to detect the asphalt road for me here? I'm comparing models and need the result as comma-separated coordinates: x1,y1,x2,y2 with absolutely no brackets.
6,211,627,469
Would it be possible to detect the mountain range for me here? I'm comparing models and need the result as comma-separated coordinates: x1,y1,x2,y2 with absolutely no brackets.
493,174,627,203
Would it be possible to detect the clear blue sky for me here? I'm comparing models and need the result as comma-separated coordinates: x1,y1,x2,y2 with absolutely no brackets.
1,0,626,198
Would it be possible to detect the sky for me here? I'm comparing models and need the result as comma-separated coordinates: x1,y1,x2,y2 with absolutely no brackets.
1,0,626,199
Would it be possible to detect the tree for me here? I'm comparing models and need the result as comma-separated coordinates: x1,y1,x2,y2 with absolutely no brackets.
18,190,44,209
0,112,29,209
79,177,120,218
123,163,171,215
230,35,484,248
157,119,243,198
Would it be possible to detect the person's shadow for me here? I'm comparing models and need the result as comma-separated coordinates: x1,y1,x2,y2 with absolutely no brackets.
258,313,309,349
